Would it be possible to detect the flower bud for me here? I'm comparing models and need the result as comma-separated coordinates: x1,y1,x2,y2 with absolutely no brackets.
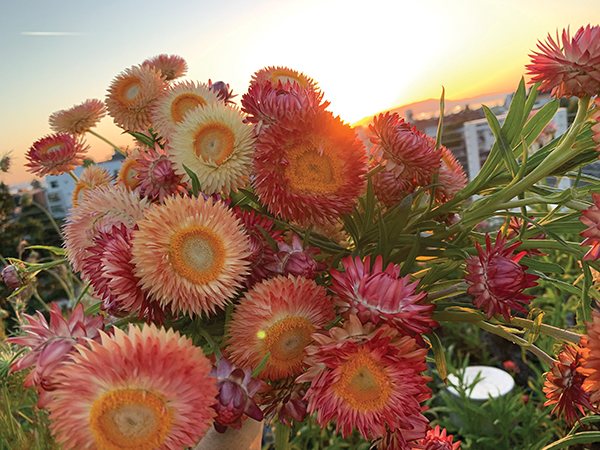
2,263,29,290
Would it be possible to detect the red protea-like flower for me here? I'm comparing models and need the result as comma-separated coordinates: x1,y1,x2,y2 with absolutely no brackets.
580,310,600,403
526,25,600,98
369,112,441,186
49,99,107,135
6,303,104,396
134,144,188,202
25,133,88,177
580,193,600,261
210,357,264,433
505,217,547,257
258,378,308,426
251,66,318,91
298,315,431,441
435,146,466,203
82,223,165,324
265,233,327,280
241,81,328,133
544,343,596,425
372,164,417,207
142,54,188,81
330,255,437,335
233,207,283,287
253,109,367,225
412,425,461,450
464,233,539,321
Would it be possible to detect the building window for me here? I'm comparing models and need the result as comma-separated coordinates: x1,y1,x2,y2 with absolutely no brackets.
50,180,59,188
48,193,61,202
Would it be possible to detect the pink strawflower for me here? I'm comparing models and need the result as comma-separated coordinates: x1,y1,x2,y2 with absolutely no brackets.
526,25,600,98
6,303,104,394
265,233,327,280
580,310,600,403
369,112,441,186
134,144,188,202
544,343,595,426
580,193,600,261
49,99,107,134
2,262,29,290
592,98,600,152
142,54,188,81
435,146,467,203
210,357,264,433
25,133,88,177
82,223,165,324
372,164,417,207
464,233,539,321
298,315,431,441
71,165,114,206
331,255,437,335
413,425,461,450
251,66,318,91
233,207,283,287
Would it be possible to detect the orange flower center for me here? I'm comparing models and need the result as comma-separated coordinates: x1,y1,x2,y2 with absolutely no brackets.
169,225,225,285
332,350,392,412
89,389,173,450
118,158,142,189
116,77,142,105
41,142,64,155
193,122,235,165
269,69,307,88
261,316,315,376
170,93,207,123
285,142,343,194
72,182,88,205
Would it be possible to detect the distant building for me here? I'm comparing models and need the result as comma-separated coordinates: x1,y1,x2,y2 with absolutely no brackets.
44,151,125,219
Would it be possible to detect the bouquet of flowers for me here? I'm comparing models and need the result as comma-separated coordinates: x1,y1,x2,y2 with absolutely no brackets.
2,23,600,450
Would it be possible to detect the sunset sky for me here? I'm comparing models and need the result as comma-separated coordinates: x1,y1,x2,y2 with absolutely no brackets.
2,0,598,186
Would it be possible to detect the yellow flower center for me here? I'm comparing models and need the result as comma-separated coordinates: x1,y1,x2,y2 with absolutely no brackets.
285,142,343,194
41,143,64,155
171,93,207,123
89,389,173,450
332,350,392,412
116,77,142,104
193,122,235,165
269,69,307,88
72,182,88,205
118,158,142,189
261,316,315,376
169,225,225,285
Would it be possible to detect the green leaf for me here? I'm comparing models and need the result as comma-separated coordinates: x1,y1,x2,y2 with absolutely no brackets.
435,86,445,150
363,178,376,234
182,164,201,194
126,130,156,148
255,225,280,253
568,416,600,436
502,78,526,146
521,99,559,150
580,261,594,325
252,352,271,378
540,431,600,450
521,82,540,130
533,271,582,296
484,105,519,177
425,332,448,384
399,232,420,277
85,302,102,315
525,309,546,345
520,256,564,275
25,245,65,256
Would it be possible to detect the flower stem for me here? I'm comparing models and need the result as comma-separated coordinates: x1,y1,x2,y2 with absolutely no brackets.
275,422,291,450
87,129,127,156
68,171,79,182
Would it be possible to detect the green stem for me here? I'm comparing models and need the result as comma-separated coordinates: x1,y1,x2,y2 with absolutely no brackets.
87,129,127,156
427,283,467,302
68,171,78,182
31,200,63,238
275,422,291,450
365,164,384,179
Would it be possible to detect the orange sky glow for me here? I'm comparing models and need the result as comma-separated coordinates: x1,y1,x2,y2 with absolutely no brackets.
2,0,598,186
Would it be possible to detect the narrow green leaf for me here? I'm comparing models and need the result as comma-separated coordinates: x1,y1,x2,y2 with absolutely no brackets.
85,302,102,315
425,332,448,384
502,78,526,145
376,209,389,264
540,431,600,450
25,245,65,256
126,130,156,148
182,164,201,194
435,86,445,150
580,261,593,326
255,225,280,253
568,416,600,436
533,271,582,296
520,256,564,275
521,99,559,149
484,105,519,177
252,352,271,378
302,225,313,248
363,178,376,234
399,232,420,277
525,309,546,345
521,82,540,130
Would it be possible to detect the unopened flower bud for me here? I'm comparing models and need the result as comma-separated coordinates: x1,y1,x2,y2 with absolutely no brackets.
2,263,29,290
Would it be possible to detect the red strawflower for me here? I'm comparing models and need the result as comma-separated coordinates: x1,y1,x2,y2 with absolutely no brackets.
330,255,437,335
505,217,547,257
435,146,466,203
464,233,539,321
134,144,188,202
258,378,308,426
526,25,600,98
369,112,441,186
298,315,431,441
265,233,327,280
210,357,264,433
372,164,417,207
25,133,88,177
581,194,600,261
252,109,367,225
6,303,104,403
580,310,600,403
413,425,461,450
544,343,595,425
592,98,600,151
